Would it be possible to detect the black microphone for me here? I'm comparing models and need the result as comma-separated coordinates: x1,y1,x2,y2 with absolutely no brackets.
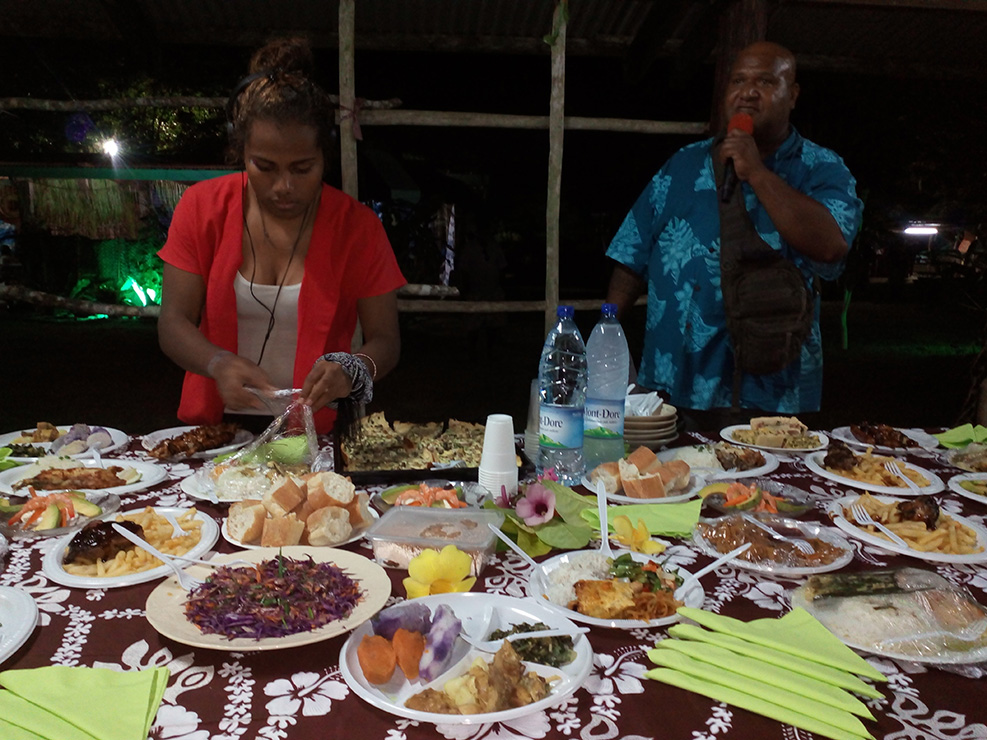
720,112,754,203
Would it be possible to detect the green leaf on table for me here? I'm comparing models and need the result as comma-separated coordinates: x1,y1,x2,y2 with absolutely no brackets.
516,527,553,558
536,517,592,549
543,479,594,525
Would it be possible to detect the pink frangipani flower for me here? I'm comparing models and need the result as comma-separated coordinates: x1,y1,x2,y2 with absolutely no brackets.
515,482,556,526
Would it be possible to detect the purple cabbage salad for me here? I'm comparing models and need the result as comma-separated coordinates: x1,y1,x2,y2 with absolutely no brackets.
184,554,364,640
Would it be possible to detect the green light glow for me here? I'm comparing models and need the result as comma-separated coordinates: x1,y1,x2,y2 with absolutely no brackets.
121,276,148,307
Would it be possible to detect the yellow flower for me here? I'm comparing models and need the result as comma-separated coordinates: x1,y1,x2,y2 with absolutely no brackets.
403,545,477,599
612,515,665,555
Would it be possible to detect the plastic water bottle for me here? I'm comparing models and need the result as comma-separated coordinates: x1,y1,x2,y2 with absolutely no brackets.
537,305,587,486
583,303,630,469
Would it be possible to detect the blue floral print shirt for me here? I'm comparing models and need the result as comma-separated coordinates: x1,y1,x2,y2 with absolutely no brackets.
606,127,863,412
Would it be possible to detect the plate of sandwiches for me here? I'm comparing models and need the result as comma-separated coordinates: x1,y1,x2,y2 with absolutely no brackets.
222,471,377,549
584,446,702,504
721,416,828,453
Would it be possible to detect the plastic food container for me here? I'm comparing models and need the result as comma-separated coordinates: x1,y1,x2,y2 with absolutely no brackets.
364,507,505,576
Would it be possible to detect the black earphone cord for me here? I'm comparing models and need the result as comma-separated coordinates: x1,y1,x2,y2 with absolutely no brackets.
242,187,313,366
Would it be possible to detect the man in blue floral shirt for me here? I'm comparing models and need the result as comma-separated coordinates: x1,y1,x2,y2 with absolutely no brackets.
606,41,863,427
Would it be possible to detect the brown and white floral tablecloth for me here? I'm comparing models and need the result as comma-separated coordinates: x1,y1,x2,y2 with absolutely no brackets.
2,431,986,740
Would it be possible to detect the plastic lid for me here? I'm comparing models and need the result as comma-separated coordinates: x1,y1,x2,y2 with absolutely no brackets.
601,302,618,317
556,305,574,318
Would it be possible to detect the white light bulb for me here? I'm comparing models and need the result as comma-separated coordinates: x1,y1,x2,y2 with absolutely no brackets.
102,139,120,156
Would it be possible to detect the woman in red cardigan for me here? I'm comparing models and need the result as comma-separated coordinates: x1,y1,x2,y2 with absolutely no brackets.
158,37,405,434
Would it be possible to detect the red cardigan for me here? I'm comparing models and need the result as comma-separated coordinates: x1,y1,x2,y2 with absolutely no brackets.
158,174,406,433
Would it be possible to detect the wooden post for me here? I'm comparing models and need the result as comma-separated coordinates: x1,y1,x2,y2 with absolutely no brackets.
338,0,358,199
545,0,567,335
710,0,768,133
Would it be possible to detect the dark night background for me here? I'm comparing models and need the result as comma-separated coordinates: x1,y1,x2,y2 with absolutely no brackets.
2,25,986,433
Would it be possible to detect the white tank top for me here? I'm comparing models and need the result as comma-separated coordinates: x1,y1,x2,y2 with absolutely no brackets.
231,272,301,414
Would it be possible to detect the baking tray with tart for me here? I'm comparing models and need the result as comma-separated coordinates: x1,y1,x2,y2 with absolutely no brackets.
333,412,531,485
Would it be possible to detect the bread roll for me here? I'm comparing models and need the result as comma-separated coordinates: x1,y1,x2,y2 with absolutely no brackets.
589,461,621,495
657,459,691,492
260,513,305,547
618,457,667,499
226,499,266,544
345,491,373,528
307,471,356,509
306,506,353,546
262,477,305,518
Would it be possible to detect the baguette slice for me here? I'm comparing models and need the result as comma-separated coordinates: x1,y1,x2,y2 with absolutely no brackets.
260,513,305,547
344,491,373,529
656,459,691,492
307,471,356,509
589,461,621,495
262,477,305,518
306,506,353,546
626,446,659,474
618,457,667,499
226,499,266,544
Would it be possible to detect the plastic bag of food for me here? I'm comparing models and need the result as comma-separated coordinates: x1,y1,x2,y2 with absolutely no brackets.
203,391,321,500
792,568,987,662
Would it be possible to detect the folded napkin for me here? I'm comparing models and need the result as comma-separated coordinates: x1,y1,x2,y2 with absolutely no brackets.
652,640,874,719
646,666,870,740
667,623,883,699
677,607,886,682
580,498,701,538
933,424,987,449
0,666,169,740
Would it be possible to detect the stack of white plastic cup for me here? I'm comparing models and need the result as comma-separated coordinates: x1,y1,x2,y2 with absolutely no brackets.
478,413,519,499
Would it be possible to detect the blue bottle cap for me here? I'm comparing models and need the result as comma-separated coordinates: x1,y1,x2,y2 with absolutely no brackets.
557,305,574,318
601,302,618,316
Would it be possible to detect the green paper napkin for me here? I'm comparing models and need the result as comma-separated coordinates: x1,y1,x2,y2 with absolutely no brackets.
652,640,874,719
646,649,873,739
667,623,884,699
646,667,870,740
677,607,887,682
933,424,987,449
0,692,97,740
580,498,702,537
0,666,169,740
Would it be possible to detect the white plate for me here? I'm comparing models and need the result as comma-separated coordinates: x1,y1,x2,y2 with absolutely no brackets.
0,459,167,496
947,472,987,506
141,426,254,460
720,424,828,453
691,515,854,577
824,494,987,564
221,507,379,549
805,452,944,496
180,467,283,503
42,507,221,588
656,445,779,480
580,473,703,505
527,550,703,629
0,586,38,666
829,426,940,454
145,546,390,651
790,586,987,665
339,592,593,724
0,426,129,462
0,490,122,540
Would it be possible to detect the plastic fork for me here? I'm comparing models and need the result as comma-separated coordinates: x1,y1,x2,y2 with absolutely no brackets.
110,523,204,591
595,480,614,559
461,626,591,653
161,510,186,538
884,460,922,494
740,512,815,554
848,504,910,548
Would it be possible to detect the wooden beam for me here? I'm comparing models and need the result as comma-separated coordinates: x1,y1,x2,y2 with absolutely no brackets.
546,0,567,335
624,0,693,87
0,96,403,112
801,0,987,10
338,0,359,200
346,109,706,135
710,0,768,133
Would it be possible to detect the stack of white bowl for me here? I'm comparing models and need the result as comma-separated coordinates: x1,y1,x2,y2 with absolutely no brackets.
624,403,680,450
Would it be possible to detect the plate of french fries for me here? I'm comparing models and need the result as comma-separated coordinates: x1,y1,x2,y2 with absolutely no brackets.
805,451,944,495
826,493,987,563
42,506,220,588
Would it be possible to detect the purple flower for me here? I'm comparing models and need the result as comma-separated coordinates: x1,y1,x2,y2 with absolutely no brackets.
539,467,559,483
496,484,512,508
515,483,556,526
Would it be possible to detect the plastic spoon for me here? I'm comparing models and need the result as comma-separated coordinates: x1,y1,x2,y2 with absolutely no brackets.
674,542,751,600
487,522,541,570
595,480,614,559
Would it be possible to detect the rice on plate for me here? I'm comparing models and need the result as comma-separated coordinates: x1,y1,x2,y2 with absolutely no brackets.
545,552,610,607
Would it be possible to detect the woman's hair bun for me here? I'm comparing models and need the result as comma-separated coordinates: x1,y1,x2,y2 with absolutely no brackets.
249,36,314,77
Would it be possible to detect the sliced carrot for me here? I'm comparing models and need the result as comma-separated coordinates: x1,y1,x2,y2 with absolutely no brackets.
723,483,754,507
392,628,425,681
357,634,397,685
